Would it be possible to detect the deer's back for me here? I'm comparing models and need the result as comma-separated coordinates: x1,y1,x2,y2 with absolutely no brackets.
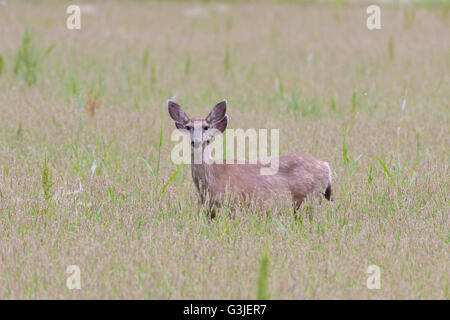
208,152,330,201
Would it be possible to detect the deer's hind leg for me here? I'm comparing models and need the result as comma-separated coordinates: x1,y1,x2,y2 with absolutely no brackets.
292,195,304,218
206,200,218,219
292,194,314,219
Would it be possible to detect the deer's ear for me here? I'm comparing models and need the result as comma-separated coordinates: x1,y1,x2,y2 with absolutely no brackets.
168,100,189,129
211,114,228,134
206,100,227,124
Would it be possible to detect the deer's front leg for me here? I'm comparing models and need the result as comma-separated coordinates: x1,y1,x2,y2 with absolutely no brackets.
198,190,206,206
195,187,215,218
203,191,219,219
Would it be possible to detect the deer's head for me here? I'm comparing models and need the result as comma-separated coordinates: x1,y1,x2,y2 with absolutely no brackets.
168,100,228,152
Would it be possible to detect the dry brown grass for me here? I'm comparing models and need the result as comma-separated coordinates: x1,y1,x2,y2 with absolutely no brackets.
0,1,448,299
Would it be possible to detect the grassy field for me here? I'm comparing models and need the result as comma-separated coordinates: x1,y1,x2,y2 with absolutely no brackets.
0,0,448,299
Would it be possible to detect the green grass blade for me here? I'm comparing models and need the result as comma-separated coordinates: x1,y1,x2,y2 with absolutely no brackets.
256,250,270,300
141,158,157,184
375,157,396,186
42,42,56,60
160,167,182,198
343,126,349,167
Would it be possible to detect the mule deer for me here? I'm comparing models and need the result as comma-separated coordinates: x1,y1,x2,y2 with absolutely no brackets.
168,100,332,217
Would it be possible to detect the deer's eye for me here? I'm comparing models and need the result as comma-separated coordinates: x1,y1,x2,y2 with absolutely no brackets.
203,126,209,130
185,126,193,131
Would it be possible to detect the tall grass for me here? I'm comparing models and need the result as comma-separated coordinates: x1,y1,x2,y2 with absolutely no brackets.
256,250,270,300
329,94,336,111
223,46,231,74
41,156,53,202
142,46,150,70
14,28,56,86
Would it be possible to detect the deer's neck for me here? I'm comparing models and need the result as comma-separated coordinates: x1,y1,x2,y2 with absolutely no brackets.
190,145,216,192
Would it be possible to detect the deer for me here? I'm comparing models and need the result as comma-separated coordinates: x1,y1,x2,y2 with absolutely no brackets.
168,99,332,217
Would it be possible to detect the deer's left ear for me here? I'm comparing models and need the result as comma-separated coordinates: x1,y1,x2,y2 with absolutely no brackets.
206,100,227,124
211,114,228,133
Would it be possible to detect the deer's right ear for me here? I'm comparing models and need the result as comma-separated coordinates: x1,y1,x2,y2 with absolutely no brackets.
168,100,189,129
211,114,228,134
206,100,227,124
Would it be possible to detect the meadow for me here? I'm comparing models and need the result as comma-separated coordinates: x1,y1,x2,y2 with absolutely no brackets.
0,0,448,299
